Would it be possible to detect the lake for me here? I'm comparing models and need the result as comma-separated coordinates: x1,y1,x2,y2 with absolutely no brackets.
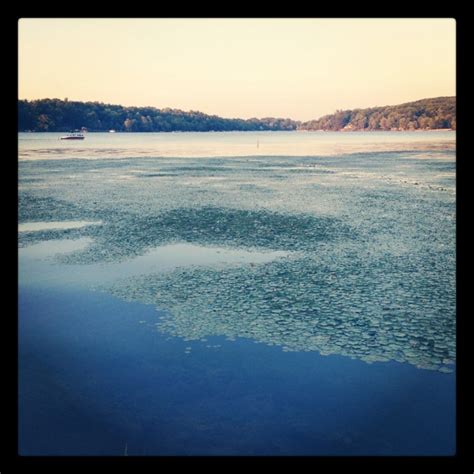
18,131,456,455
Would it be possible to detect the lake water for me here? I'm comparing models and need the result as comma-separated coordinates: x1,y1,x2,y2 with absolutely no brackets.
18,131,456,455
19,130,455,159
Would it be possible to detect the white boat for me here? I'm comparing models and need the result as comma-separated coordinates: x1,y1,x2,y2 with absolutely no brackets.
60,131,85,140
109,129,116,133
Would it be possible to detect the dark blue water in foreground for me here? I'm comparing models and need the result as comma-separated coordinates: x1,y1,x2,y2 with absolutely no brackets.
19,284,455,456
18,133,456,455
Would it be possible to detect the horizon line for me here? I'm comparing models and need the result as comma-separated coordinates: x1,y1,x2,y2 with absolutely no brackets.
18,95,456,123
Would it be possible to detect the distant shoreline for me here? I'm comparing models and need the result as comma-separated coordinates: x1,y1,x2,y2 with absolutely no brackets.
19,129,454,134
19,96,455,133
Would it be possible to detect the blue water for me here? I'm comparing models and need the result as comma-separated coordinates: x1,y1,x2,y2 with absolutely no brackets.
18,131,456,455
19,287,455,456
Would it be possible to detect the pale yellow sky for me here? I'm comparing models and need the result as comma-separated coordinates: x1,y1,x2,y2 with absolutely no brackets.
18,18,455,121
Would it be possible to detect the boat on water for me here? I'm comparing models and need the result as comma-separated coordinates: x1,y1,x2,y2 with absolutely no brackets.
109,129,116,133
60,131,85,140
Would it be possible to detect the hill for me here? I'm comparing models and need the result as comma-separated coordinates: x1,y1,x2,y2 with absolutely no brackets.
18,96,455,132
18,99,298,133
298,97,455,131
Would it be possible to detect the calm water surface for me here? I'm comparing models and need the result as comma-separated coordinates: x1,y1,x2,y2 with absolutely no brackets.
18,131,456,455
19,130,455,159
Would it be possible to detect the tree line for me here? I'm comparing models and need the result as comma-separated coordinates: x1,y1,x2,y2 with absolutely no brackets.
298,97,455,131
18,99,298,132
18,96,455,133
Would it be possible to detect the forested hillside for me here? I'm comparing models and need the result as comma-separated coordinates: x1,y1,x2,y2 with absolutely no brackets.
298,97,455,131
18,99,298,132
18,96,455,132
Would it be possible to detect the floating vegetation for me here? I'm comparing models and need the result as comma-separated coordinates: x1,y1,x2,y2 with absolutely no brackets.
48,206,353,265
19,150,456,373
104,249,455,373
